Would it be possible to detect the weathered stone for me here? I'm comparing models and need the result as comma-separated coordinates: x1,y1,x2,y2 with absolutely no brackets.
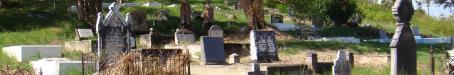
390,0,417,74
228,53,240,64
411,26,421,36
201,36,226,65
75,29,94,40
332,50,351,75
379,29,388,39
64,40,93,53
208,25,223,37
2,45,62,62
174,29,195,44
95,3,132,71
250,30,279,63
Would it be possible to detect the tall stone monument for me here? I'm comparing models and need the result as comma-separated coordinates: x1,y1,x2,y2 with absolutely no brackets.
95,3,131,71
389,0,416,75
179,0,192,30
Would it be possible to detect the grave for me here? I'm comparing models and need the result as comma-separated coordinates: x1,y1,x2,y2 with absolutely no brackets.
208,25,223,37
2,45,62,62
201,36,226,65
411,26,422,39
267,64,311,75
228,53,240,64
127,11,150,34
64,40,94,53
332,50,351,75
270,14,283,23
250,30,279,63
390,0,417,75
174,29,195,44
31,58,95,75
95,3,131,71
305,52,334,73
75,29,94,40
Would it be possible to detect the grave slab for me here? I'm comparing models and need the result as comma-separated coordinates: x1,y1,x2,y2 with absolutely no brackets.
201,36,226,65
75,29,94,40
31,58,95,75
2,45,62,62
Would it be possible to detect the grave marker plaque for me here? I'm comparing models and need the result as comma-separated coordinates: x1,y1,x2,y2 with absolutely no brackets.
75,29,94,40
208,25,223,37
249,30,279,63
332,50,351,75
95,3,131,71
174,29,195,44
201,36,225,65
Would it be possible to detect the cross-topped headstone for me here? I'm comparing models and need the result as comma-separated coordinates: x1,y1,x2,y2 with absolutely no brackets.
208,25,223,37
332,50,351,75
250,30,279,63
389,0,417,75
95,2,131,71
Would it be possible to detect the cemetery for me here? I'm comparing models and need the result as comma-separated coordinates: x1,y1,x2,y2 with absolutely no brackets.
0,0,454,75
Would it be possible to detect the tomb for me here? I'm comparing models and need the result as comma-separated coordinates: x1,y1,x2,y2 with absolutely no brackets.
31,58,95,75
2,45,62,62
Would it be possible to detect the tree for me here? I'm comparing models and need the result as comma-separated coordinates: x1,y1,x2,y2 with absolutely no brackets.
239,0,265,30
433,0,454,13
326,0,358,26
203,0,214,34
76,0,102,28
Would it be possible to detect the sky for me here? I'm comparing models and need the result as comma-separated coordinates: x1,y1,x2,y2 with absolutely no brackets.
375,0,453,18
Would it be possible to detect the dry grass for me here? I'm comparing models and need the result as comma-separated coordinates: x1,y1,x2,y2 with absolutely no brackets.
101,50,190,75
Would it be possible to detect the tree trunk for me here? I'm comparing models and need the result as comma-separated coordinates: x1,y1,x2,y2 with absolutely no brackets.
239,0,265,30
76,0,102,28
203,0,214,34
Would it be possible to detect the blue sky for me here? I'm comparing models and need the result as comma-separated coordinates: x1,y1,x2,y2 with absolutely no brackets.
375,0,453,17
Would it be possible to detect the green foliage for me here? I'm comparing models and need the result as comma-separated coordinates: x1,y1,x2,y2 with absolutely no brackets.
287,0,330,20
327,0,358,26
264,0,288,13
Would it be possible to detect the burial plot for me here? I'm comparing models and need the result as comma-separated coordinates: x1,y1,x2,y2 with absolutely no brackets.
174,29,195,44
96,3,131,71
127,11,150,35
389,0,417,75
201,36,226,65
250,30,279,63
2,45,62,62
208,25,223,37
332,50,351,75
267,64,311,75
75,29,94,40
31,58,95,75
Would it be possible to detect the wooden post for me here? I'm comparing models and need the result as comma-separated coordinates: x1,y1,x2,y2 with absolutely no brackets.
430,45,434,75
81,51,85,75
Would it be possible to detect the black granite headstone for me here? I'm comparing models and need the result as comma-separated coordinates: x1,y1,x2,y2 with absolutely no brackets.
250,30,279,63
201,36,226,65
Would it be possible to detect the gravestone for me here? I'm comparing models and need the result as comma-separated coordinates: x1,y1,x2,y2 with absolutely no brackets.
208,25,223,37
451,36,454,50
250,30,279,63
228,53,240,64
411,26,421,36
332,50,351,75
95,3,131,71
379,29,388,39
271,14,283,23
156,9,169,21
174,29,195,44
389,0,417,75
75,29,94,40
127,11,150,34
201,36,225,65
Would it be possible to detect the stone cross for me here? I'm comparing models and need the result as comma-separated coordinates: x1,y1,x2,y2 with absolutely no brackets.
208,25,223,37
390,0,417,75
95,2,132,71
332,50,351,75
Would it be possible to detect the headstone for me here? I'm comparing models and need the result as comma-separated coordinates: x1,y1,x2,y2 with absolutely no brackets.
250,30,279,63
332,50,351,75
228,53,240,64
451,36,454,50
411,26,421,36
156,9,169,21
390,0,417,75
75,29,94,40
127,11,150,34
31,58,95,75
379,29,388,39
208,25,223,37
271,14,283,23
95,3,131,71
174,29,195,44
201,36,226,65
2,45,62,62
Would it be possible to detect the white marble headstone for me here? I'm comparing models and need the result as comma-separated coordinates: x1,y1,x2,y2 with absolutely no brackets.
332,50,351,75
